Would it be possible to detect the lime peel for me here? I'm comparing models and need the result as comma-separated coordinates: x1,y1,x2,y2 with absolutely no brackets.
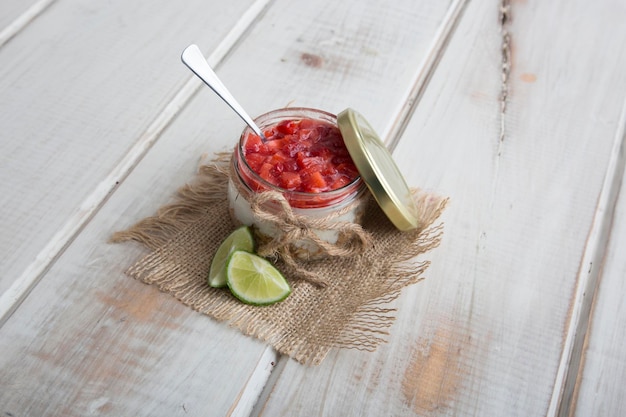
208,226,255,288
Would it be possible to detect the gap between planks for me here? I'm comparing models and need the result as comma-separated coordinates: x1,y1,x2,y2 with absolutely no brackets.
0,0,469,415
0,0,274,325
382,0,470,153
222,2,624,415
226,346,285,417
547,97,626,417
240,1,471,415
0,0,57,47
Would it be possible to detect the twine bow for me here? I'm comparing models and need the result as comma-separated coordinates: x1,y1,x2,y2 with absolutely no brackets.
249,190,372,287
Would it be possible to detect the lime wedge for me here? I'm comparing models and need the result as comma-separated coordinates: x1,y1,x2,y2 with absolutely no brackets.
226,250,291,305
208,226,255,288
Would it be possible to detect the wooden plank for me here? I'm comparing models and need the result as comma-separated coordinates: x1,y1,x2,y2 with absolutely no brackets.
571,104,626,416
256,0,626,416
548,100,626,416
0,0,263,299
0,0,456,415
0,0,56,47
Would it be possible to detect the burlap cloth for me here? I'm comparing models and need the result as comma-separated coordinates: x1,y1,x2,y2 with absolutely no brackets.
112,153,448,365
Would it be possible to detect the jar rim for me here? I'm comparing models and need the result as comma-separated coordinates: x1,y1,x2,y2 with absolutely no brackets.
236,107,365,200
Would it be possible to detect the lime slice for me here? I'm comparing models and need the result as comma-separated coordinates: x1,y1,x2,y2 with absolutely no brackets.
226,250,291,305
208,226,255,288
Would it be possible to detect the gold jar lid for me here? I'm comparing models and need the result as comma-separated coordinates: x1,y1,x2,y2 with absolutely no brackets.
337,108,419,231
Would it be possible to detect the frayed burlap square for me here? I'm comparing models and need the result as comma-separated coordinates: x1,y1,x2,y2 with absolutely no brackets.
112,153,447,365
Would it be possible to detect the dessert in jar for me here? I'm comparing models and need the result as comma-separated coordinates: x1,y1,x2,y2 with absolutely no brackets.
227,107,368,259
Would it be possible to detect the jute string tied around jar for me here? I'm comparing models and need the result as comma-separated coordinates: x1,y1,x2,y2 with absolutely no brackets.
228,159,372,287
111,152,448,365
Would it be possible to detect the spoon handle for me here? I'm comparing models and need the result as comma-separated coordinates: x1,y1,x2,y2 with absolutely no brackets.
181,44,265,139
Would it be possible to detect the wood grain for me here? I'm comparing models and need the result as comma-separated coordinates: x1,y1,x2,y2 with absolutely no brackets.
2,0,625,415
0,0,56,47
0,0,456,415
571,104,626,416
257,0,626,416
0,0,261,298
548,100,626,416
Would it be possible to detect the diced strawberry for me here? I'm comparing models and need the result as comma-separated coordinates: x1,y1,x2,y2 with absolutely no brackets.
295,152,306,167
297,154,325,171
275,120,299,135
307,171,327,190
299,119,316,129
331,176,351,189
241,117,357,194
313,146,333,159
257,143,271,156
296,140,313,154
273,162,285,174
280,171,302,190
335,162,352,172
322,163,337,176
264,138,284,153
259,162,274,182
298,128,321,143
244,152,266,171
285,141,306,157
283,159,299,172
244,134,263,153
270,151,289,164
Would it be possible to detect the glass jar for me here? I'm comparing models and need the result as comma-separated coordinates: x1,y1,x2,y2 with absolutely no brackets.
227,107,368,259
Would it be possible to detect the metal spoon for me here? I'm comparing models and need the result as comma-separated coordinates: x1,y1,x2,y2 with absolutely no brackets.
181,44,266,140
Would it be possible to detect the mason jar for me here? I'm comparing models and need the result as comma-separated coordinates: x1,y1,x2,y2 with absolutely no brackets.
227,107,369,259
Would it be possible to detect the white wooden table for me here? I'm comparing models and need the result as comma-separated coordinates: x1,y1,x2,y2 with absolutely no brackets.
1,0,625,415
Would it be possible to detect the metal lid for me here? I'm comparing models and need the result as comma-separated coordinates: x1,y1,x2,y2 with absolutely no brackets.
337,108,419,231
